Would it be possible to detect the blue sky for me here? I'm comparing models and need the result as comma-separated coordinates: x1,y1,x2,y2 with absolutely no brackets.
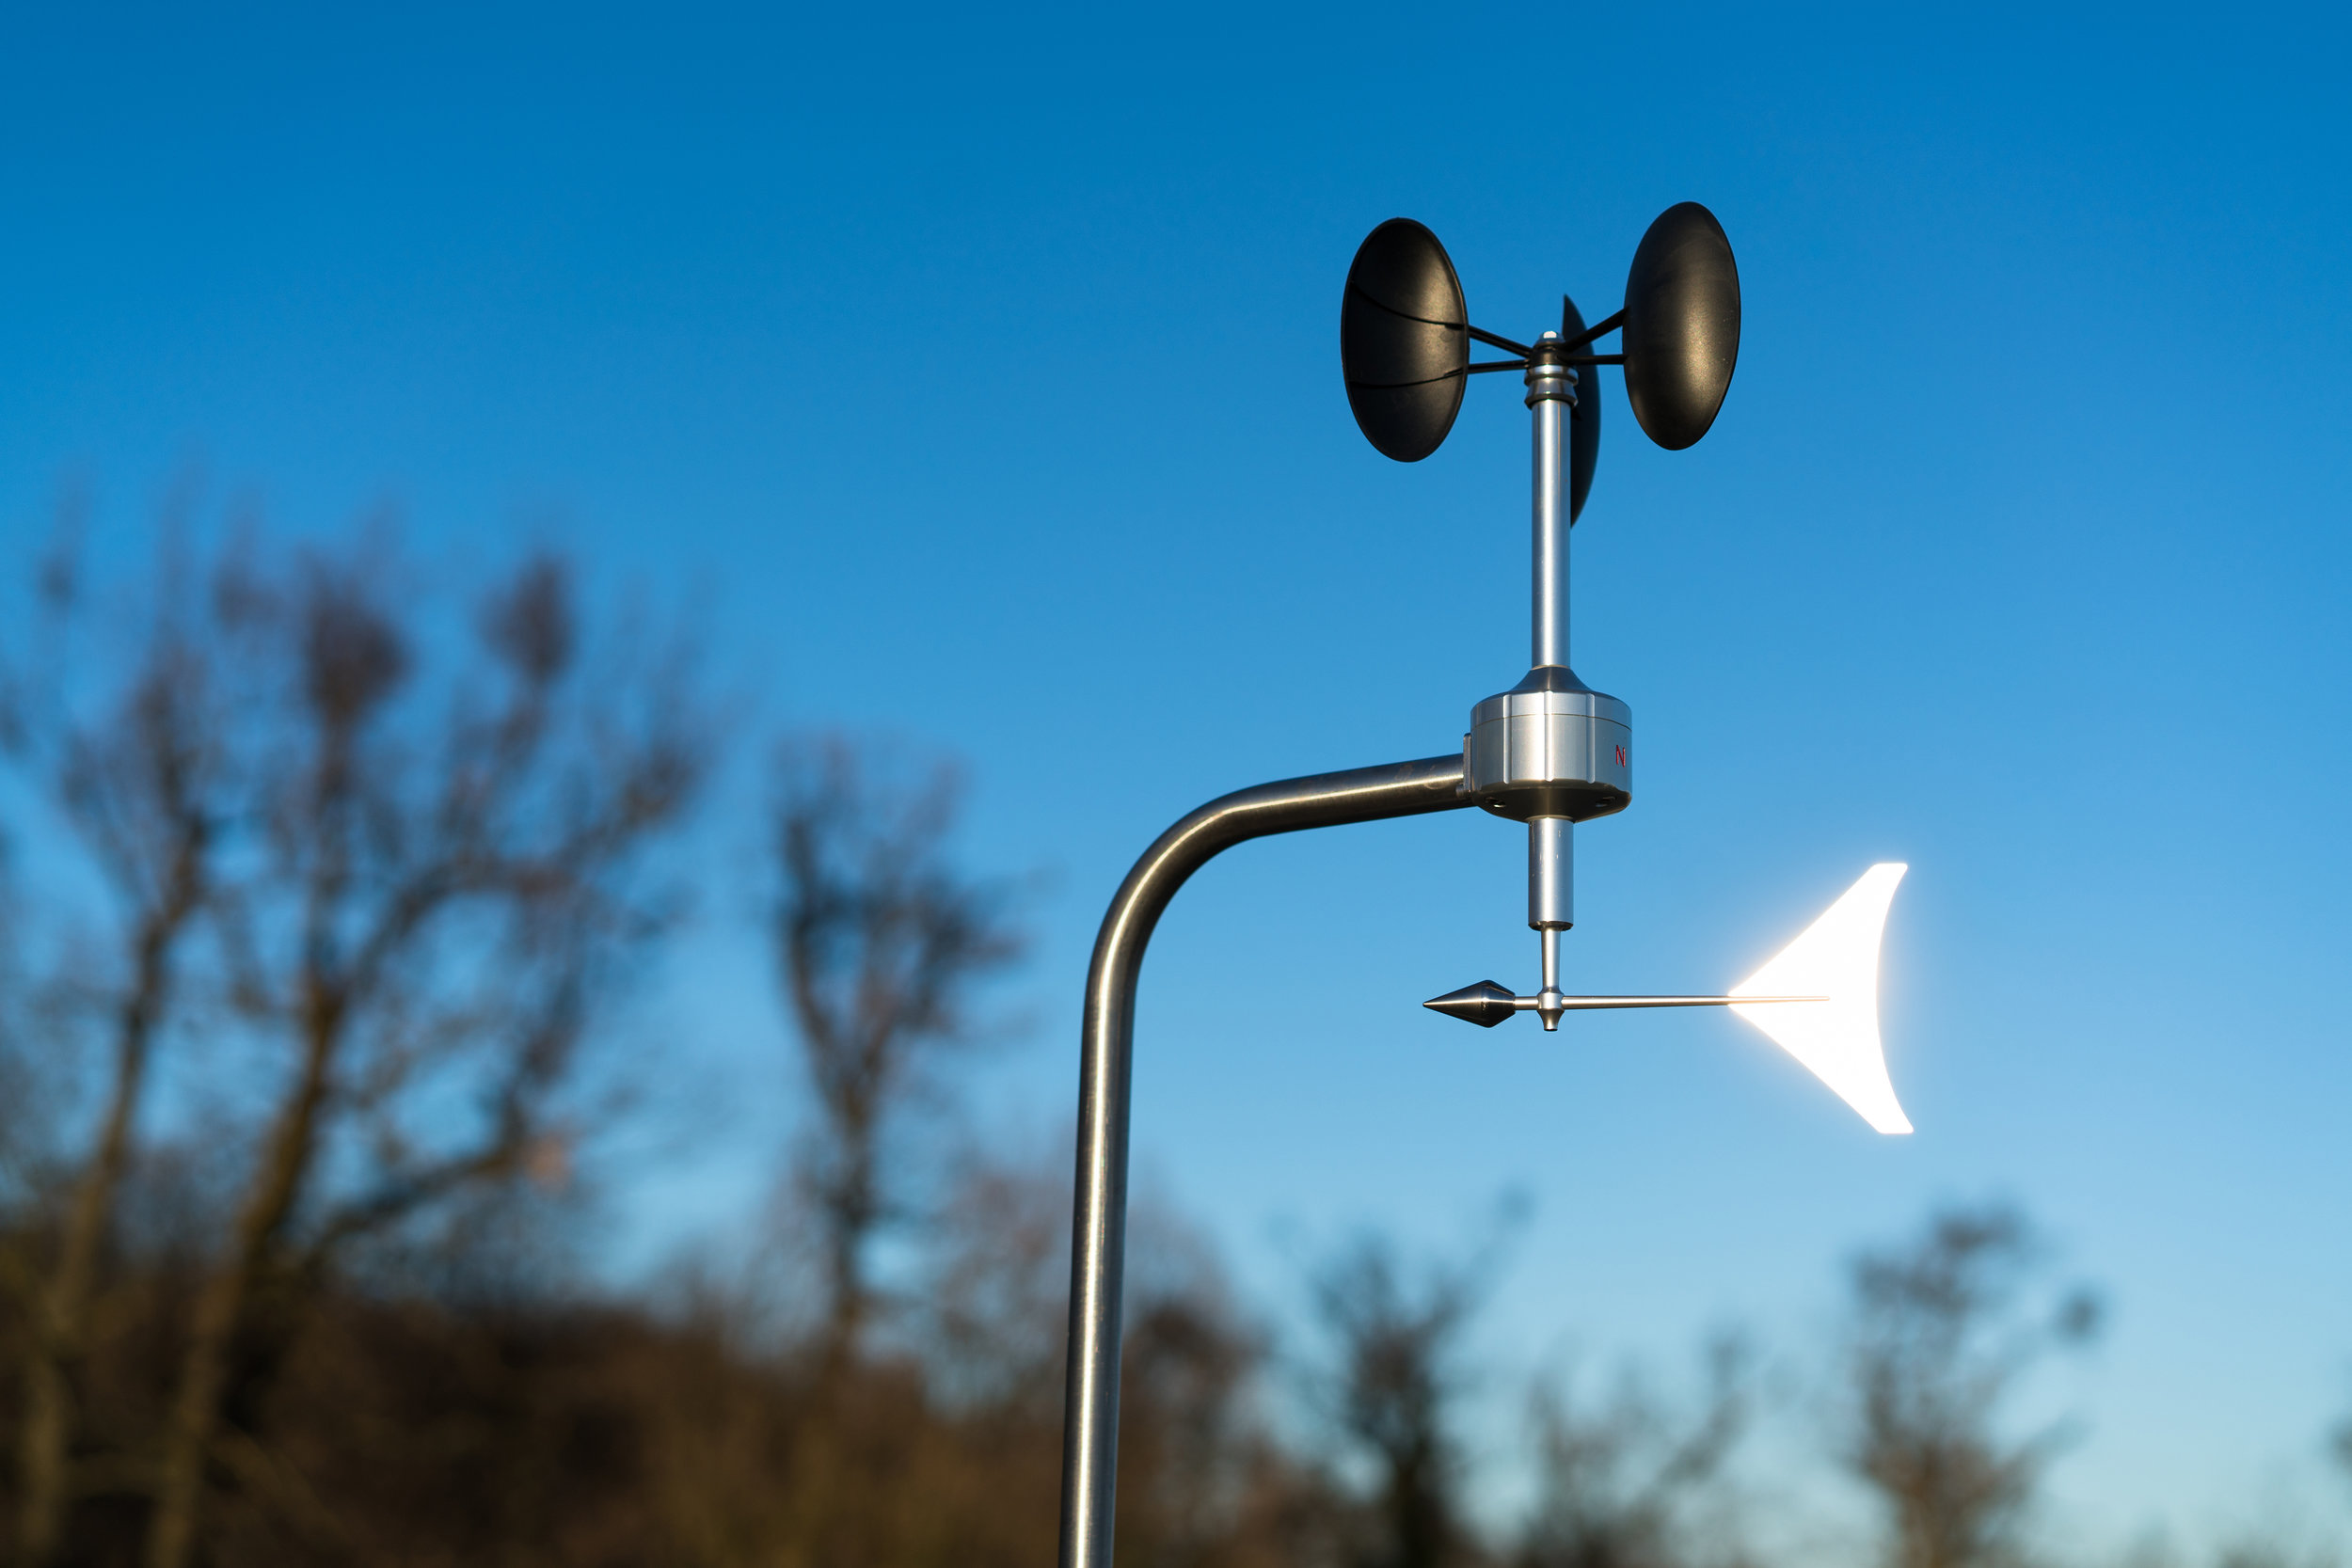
5,0,2349,1549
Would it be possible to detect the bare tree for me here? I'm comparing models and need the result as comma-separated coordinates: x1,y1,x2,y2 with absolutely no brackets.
1309,1216,1519,1568
0,526,225,1566
1515,1335,1753,1568
1115,1198,1284,1568
922,1145,1073,1419
1840,1202,2102,1568
768,736,1021,1375
62,536,714,1568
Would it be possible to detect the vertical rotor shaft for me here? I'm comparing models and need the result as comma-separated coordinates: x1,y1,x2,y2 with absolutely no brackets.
1530,333,1573,671
1525,333,1578,1026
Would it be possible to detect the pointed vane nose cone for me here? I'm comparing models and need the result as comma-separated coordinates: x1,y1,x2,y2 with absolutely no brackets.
1424,980,1518,1028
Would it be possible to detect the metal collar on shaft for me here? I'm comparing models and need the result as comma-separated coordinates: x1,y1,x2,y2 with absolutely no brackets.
1523,331,1581,409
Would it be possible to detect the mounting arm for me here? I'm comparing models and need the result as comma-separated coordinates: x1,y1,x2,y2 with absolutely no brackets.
1057,753,1473,1568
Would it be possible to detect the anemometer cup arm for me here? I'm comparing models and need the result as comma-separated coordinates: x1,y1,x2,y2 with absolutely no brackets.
1558,306,1625,354
1466,323,1535,356
1058,752,1473,1568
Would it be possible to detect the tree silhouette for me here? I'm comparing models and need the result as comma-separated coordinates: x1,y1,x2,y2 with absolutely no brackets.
1840,1203,2102,1568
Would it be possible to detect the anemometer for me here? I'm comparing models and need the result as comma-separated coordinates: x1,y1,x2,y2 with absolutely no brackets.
1057,204,1912,1568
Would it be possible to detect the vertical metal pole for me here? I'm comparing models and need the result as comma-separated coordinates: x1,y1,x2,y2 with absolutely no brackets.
1526,334,1578,1027
1529,331,1572,673
1530,816,1573,925
1057,757,1472,1568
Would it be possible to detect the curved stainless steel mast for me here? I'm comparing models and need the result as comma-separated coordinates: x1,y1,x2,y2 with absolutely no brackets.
1057,755,1470,1568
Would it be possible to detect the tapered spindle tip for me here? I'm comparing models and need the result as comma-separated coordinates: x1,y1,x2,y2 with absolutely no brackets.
1423,980,1518,1028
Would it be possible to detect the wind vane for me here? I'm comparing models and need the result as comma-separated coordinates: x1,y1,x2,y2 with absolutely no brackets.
1057,203,1913,1568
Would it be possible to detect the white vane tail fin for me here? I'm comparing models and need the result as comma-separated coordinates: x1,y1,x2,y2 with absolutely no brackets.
1728,863,1913,1134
